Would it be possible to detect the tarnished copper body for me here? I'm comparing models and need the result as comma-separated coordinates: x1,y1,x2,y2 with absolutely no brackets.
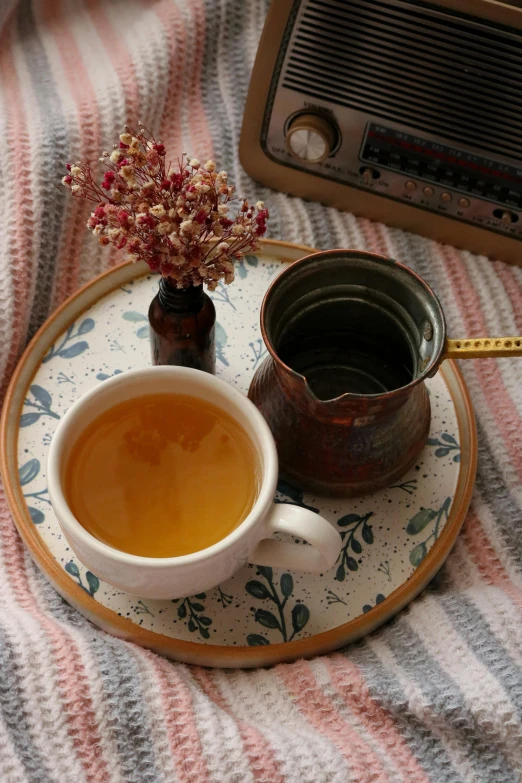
249,357,431,496
248,250,446,496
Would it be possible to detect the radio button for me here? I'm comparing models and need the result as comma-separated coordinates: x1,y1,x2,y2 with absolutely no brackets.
286,113,337,163
423,186,434,196
440,192,452,203
493,208,518,225
405,181,417,191
360,166,380,183
458,197,470,208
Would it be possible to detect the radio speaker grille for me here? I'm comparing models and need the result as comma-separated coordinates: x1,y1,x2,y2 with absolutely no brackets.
283,0,522,161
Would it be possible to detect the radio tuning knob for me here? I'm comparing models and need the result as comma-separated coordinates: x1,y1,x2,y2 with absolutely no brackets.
286,113,337,163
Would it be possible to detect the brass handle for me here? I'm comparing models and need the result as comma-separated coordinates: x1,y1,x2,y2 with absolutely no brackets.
443,336,522,360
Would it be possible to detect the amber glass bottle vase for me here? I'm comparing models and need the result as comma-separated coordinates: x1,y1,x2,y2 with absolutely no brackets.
148,276,216,374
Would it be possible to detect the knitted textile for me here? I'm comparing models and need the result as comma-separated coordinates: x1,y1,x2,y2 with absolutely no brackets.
1,2,522,781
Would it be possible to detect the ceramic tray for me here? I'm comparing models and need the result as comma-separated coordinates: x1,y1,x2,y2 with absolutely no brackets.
1,239,477,668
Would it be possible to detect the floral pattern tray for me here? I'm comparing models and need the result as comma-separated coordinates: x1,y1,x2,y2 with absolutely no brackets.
1,240,476,668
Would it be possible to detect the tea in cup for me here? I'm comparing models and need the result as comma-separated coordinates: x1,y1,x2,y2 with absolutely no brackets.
48,367,341,598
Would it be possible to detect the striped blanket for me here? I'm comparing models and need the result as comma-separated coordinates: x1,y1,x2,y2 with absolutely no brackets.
1,2,522,781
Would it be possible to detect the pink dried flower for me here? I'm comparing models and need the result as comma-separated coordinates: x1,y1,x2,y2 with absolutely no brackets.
101,171,115,190
62,124,269,289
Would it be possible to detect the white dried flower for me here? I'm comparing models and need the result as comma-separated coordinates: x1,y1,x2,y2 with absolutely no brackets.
180,220,194,235
108,228,122,241
232,224,245,236
204,160,216,172
120,132,133,145
93,224,103,235
217,241,229,253
189,158,200,168
71,184,81,194
168,233,182,248
156,221,172,235
217,204,228,215
256,201,265,210
150,204,166,218
110,150,122,163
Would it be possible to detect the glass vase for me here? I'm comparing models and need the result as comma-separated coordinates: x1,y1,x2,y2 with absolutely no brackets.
148,277,216,373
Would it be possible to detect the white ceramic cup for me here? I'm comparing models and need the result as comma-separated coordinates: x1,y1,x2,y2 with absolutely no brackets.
47,366,341,599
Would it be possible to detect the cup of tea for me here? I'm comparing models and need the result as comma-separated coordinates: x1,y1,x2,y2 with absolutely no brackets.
47,367,341,599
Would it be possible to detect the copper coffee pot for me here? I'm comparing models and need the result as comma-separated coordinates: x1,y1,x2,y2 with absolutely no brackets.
248,249,522,497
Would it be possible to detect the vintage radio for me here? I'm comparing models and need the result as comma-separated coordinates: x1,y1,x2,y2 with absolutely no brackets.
240,0,522,263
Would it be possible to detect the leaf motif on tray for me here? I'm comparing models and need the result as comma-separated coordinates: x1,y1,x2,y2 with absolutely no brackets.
246,567,310,645
335,512,374,582
65,561,100,597
406,497,452,566
21,386,60,427
426,433,461,463
172,594,213,640
43,320,93,363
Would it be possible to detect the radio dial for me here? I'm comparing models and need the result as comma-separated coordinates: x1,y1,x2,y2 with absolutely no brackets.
286,113,337,163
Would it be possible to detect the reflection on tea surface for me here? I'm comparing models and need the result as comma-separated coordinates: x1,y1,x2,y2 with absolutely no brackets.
65,393,259,557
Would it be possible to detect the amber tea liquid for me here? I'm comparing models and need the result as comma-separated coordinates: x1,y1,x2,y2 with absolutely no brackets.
65,394,260,557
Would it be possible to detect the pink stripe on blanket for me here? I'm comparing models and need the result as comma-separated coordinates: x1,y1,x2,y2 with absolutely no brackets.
358,219,390,256
40,0,101,303
327,654,431,783
192,667,285,783
146,656,211,783
152,0,186,155
492,262,522,333
84,0,140,125
278,659,390,782
185,0,214,159
463,509,522,613
0,483,110,782
441,245,522,478
0,40,34,400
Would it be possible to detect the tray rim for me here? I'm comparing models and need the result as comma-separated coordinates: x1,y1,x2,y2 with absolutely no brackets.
0,239,477,668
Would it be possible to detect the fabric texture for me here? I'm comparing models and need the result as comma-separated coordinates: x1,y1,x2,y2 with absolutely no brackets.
1,1,522,780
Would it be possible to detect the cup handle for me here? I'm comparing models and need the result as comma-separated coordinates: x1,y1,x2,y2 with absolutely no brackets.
248,504,342,573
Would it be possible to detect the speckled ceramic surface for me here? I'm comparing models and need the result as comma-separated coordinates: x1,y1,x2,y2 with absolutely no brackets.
6,242,475,665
